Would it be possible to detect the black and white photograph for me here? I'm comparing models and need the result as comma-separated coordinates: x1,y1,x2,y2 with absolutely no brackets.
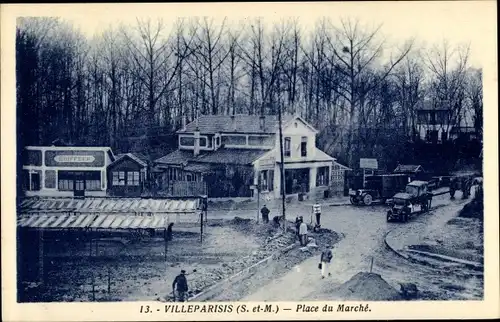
1,1,498,321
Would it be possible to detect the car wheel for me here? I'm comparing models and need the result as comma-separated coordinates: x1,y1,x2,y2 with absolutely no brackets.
386,211,392,222
363,194,373,206
350,197,358,205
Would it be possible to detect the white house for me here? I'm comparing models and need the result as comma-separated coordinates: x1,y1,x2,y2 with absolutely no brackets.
155,114,345,199
252,116,337,198
21,146,115,197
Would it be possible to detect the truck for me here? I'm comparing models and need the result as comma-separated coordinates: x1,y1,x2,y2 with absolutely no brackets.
386,181,433,222
349,174,410,206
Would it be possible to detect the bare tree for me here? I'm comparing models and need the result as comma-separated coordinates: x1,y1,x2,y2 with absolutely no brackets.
121,18,192,128
426,40,471,135
324,18,414,164
393,52,425,138
466,68,483,137
190,17,229,115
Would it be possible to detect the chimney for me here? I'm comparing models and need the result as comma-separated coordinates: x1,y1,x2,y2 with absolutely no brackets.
194,127,200,157
182,114,187,131
231,115,236,131
259,116,265,132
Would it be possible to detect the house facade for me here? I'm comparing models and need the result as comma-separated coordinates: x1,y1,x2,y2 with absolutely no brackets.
21,146,115,197
154,114,343,199
416,100,477,144
106,153,149,197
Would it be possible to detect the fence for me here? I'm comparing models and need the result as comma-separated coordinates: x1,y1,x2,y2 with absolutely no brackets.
157,181,207,197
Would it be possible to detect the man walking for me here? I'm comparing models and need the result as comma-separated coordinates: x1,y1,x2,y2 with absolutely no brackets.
295,216,303,242
172,269,188,302
320,246,333,279
299,220,308,246
260,204,270,223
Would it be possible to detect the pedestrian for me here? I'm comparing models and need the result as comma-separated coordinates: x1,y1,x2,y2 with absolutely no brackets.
319,245,333,279
260,204,270,223
295,216,302,241
172,269,189,302
272,215,283,228
166,223,174,241
299,220,308,246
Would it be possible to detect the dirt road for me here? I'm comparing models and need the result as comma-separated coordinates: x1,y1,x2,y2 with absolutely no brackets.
237,189,483,301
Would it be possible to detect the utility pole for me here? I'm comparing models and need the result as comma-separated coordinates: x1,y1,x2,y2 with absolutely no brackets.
277,101,286,232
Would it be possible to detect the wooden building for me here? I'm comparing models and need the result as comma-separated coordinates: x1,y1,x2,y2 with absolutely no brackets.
106,153,148,197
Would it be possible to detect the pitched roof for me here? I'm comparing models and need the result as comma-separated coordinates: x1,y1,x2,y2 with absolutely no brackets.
183,163,214,173
177,114,296,134
154,149,195,165
394,164,424,173
195,148,268,165
416,100,451,111
110,153,148,168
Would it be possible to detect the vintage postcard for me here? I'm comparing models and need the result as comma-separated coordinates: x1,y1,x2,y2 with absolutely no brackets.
1,1,498,321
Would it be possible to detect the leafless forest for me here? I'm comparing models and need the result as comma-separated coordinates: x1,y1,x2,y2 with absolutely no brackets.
16,17,482,168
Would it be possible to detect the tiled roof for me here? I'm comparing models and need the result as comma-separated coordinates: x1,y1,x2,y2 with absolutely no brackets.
194,148,268,165
178,114,296,134
155,148,268,167
394,164,424,173
155,150,195,165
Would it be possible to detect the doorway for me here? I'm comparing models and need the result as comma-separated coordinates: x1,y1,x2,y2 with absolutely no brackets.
74,177,85,197
284,168,310,194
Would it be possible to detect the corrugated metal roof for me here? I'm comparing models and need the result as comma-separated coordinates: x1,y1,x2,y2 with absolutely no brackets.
19,197,199,214
16,212,201,230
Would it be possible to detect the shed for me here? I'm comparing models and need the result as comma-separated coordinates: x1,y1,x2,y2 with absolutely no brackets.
107,153,149,197
393,164,426,182
393,164,425,174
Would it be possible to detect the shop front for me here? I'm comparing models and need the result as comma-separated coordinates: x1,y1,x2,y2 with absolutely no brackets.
253,152,335,199
22,146,115,197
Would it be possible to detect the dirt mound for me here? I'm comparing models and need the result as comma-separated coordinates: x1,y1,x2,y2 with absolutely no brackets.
330,272,402,301
230,217,253,225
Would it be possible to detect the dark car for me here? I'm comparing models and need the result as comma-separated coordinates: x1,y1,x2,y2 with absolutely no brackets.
387,181,433,222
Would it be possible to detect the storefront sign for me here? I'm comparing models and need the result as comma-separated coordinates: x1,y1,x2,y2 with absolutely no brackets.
45,150,105,167
259,156,276,167
54,155,96,163
360,158,378,169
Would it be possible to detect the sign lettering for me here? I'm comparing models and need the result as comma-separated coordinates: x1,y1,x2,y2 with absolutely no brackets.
54,155,96,163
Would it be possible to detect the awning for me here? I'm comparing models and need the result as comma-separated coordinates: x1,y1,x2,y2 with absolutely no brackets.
17,212,201,230
18,198,200,214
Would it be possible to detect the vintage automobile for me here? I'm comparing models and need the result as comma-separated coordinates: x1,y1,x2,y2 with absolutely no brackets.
386,181,433,222
349,174,410,206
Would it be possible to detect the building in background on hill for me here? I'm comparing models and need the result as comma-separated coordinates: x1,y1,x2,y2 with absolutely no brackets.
416,99,477,144
21,146,115,197
153,114,349,199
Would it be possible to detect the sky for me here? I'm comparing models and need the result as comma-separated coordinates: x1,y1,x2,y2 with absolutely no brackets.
4,1,497,68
